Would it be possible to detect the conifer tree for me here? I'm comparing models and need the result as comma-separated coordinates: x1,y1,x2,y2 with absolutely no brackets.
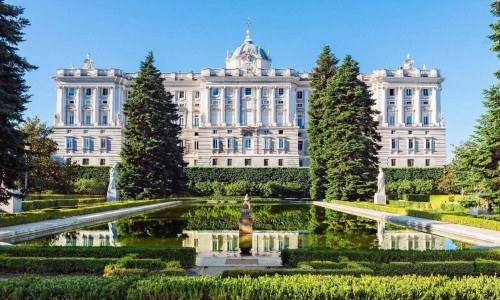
307,45,338,200
118,52,185,199
322,56,381,201
0,1,36,203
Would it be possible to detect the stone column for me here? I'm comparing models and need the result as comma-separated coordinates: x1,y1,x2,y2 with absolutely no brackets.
56,86,64,126
92,87,99,125
75,87,82,125
235,87,241,126
431,87,438,125
109,87,115,126
220,87,225,126
397,87,404,126
255,87,261,126
270,87,276,126
415,87,421,126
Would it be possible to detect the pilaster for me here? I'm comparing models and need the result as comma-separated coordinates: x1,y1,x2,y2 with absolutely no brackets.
92,87,99,125
255,87,261,126
235,87,241,126
220,87,225,126
397,87,404,126
415,87,421,126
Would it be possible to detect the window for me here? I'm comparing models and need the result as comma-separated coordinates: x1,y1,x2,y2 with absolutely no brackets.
408,138,414,150
193,160,197,166
278,159,283,166
83,137,90,150
391,130,396,134
407,159,414,167
84,113,91,125
278,138,285,149
227,138,234,149
278,130,283,134
425,159,431,166
298,140,304,151
244,138,251,149
100,138,107,149
212,88,219,96
102,88,109,96
245,88,252,95
389,115,395,126
425,130,430,135
179,116,185,127
213,130,217,134
82,158,89,165
297,115,303,128
226,88,232,97
66,138,73,149
263,130,270,134
264,159,269,166
212,158,218,166
193,115,199,127
405,101,412,105
408,130,413,134
84,99,91,105
423,101,429,105
245,159,252,166
68,113,75,125
278,88,284,96
179,91,185,99
391,159,396,166
389,88,395,97
264,138,271,150
297,103,303,108
405,115,412,125
194,91,200,98
101,113,108,125
297,91,303,99
391,138,397,149
83,129,88,134
405,89,412,96
423,89,429,96
299,160,303,167
227,159,232,166
66,129,72,134
212,138,219,149
194,132,199,136
127,91,132,99
100,159,106,166
425,138,432,150
423,116,429,125
85,88,92,96
67,88,75,97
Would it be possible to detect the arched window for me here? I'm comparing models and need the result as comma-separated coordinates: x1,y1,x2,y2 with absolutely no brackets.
243,132,253,137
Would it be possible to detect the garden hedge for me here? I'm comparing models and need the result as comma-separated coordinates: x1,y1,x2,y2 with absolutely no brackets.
1,275,499,299
382,167,443,182
281,248,500,267
22,197,106,211
403,194,430,202
185,167,311,185
77,166,111,186
27,194,104,200
219,267,374,278
0,246,196,267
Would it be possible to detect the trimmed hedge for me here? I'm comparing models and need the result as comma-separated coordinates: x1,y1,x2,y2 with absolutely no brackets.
378,260,500,276
1,275,499,299
219,267,374,278
281,248,500,267
184,167,310,185
0,246,196,267
77,166,111,186
27,194,104,200
0,256,166,275
403,194,430,202
22,197,106,211
383,167,443,182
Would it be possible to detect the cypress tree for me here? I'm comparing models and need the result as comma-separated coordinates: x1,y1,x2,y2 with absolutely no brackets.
0,1,36,203
322,55,381,201
307,45,338,200
118,52,185,199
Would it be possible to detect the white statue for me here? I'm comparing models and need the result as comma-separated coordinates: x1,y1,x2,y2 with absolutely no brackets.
107,165,119,201
377,168,385,194
403,54,414,69
116,113,122,126
440,113,445,126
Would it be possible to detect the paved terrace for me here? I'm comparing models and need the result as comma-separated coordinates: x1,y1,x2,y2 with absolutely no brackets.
314,201,500,247
0,200,203,244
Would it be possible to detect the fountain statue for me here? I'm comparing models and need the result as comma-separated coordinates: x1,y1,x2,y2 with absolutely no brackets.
239,194,253,255
106,164,120,202
374,168,387,205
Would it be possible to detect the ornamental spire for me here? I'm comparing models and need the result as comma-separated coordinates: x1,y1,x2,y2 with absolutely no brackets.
245,17,252,43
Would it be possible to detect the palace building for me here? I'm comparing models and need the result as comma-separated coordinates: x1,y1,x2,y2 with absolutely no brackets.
51,27,446,167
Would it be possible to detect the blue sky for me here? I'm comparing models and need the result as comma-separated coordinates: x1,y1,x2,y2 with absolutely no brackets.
11,0,499,161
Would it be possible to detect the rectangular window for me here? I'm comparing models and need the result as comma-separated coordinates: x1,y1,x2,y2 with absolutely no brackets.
84,99,91,105
297,103,303,108
391,159,396,166
244,139,251,149
423,116,429,125
100,138,107,149
83,137,90,149
68,113,74,125
179,116,185,127
194,91,200,98
405,89,412,96
212,158,218,166
297,115,303,128
278,138,285,149
212,88,219,96
423,89,429,96
389,115,395,126
212,138,219,149
193,115,199,126
82,158,89,165
194,141,199,150
278,159,283,166
264,138,271,150
389,88,395,97
67,88,75,97
407,159,414,167
425,138,432,149
425,130,430,135
127,91,132,99
298,140,303,151
264,159,269,166
100,159,106,166
391,138,397,149
101,113,108,125
406,115,412,125
296,91,303,99
66,137,73,149
85,88,92,96
245,88,252,95
102,88,109,96
299,159,303,167
408,138,414,150
425,159,431,166
179,91,185,99
227,159,232,166
245,159,251,166
278,88,284,96
85,114,91,125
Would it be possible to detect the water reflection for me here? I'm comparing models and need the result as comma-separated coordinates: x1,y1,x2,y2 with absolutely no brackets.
48,222,118,247
377,221,445,250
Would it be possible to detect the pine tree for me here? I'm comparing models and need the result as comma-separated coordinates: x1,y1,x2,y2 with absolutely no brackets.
307,45,338,200
322,55,381,201
0,1,36,204
118,52,185,199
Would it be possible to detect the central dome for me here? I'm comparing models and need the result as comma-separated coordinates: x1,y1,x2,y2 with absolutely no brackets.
230,30,269,60
225,28,272,70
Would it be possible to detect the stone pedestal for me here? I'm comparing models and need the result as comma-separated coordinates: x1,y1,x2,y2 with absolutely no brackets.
0,189,23,213
374,193,387,205
106,189,119,202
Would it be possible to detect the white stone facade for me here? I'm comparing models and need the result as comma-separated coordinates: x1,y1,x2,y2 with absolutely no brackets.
52,31,446,167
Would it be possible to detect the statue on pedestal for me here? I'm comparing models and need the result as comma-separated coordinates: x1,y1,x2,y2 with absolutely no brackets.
106,164,120,202
374,168,387,205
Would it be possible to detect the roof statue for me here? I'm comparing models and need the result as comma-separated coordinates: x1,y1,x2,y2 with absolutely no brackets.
403,53,414,69
82,53,94,69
